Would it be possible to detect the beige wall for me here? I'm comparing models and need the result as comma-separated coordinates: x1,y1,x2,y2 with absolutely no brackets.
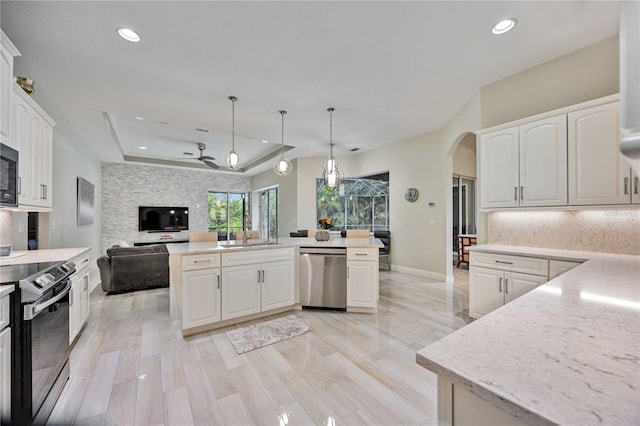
481,36,619,128
251,160,298,237
452,133,477,178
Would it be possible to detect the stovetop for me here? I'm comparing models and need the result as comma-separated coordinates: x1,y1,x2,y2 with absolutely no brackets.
0,261,61,284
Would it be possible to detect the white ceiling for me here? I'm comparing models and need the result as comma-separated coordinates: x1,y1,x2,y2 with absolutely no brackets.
0,1,620,175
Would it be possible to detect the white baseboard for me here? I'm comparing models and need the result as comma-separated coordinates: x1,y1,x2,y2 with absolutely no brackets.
391,264,446,282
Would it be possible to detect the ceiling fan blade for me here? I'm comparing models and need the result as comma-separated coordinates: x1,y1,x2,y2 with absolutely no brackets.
199,155,216,161
203,159,219,169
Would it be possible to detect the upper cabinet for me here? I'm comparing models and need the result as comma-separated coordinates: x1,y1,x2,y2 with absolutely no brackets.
12,82,55,210
479,115,567,208
568,102,638,205
479,96,636,210
1,30,21,149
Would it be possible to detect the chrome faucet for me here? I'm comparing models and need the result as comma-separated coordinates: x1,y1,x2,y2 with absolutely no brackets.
242,213,252,244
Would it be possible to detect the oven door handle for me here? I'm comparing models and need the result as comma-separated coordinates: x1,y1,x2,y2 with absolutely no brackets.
24,282,71,320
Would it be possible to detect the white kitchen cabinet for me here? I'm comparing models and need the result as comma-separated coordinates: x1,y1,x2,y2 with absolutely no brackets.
69,251,91,344
479,126,519,208
0,288,11,422
12,83,55,209
1,31,20,149
221,248,295,320
469,252,548,319
181,253,221,328
346,248,379,309
182,268,221,328
221,263,261,320
479,115,567,208
0,327,9,422
261,260,295,311
568,102,634,205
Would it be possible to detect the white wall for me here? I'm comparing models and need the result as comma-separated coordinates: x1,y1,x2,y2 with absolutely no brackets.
452,133,477,178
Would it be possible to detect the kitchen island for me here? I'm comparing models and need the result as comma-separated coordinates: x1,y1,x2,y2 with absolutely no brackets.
416,245,640,426
167,237,383,336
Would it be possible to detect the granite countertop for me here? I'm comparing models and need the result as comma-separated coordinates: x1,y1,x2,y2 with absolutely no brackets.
417,245,640,425
0,247,91,266
167,237,383,255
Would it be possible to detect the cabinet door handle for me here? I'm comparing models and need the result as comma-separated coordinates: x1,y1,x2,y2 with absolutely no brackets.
624,177,629,195
505,278,509,294
69,289,74,306
498,277,503,293
258,270,261,283
347,266,350,280
40,184,45,199
514,186,518,200
217,274,220,289
17,177,21,195
44,184,48,199
634,177,639,195
260,270,265,283
520,186,524,200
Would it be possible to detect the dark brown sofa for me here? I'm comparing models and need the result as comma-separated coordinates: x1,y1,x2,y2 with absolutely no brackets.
97,244,169,293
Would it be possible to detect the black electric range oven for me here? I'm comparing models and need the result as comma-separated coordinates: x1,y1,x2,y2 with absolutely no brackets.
0,260,75,425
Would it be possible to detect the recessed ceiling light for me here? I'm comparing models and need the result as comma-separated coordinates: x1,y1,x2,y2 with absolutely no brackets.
135,116,144,120
139,146,147,150
117,27,141,43
261,140,269,144
491,18,517,35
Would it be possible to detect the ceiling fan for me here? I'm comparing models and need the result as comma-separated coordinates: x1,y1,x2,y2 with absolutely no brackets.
178,143,219,169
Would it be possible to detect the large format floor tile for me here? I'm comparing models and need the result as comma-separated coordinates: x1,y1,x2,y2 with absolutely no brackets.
48,271,471,425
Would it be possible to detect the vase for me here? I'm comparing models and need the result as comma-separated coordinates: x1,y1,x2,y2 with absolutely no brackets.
315,230,330,241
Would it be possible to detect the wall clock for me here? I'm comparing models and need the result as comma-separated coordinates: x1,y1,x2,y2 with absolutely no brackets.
405,187,419,202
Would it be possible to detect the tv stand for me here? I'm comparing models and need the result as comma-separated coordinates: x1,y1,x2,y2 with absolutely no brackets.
133,239,189,247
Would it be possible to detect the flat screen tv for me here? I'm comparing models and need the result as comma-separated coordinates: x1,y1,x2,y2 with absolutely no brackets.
138,206,189,232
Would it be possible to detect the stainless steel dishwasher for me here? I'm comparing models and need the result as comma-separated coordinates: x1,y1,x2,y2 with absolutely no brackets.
299,247,347,310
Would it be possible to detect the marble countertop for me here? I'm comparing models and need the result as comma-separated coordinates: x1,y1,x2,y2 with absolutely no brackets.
167,237,383,255
417,245,640,425
0,247,91,266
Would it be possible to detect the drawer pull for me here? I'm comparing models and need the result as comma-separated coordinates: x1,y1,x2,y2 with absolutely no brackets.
193,259,211,263
495,260,513,265
355,253,368,256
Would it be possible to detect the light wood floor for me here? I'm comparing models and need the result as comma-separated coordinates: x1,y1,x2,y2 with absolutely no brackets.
49,271,471,425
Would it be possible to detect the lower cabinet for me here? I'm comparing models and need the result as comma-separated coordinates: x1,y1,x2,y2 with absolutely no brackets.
221,264,261,320
347,248,379,309
469,251,548,319
182,268,221,328
69,253,91,345
0,310,10,421
469,266,547,318
179,249,295,332
261,260,295,311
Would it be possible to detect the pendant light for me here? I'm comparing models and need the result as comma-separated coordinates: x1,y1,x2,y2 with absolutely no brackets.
322,107,342,192
274,110,292,176
226,96,241,169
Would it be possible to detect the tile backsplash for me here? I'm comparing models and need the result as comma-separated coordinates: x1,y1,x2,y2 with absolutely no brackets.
487,209,640,255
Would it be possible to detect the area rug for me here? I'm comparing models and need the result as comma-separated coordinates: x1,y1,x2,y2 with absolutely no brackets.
226,315,311,354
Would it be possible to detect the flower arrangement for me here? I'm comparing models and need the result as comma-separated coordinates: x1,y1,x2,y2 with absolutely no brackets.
318,217,333,230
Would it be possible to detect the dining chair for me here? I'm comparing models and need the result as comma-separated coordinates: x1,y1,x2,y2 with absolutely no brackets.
235,230,260,240
456,235,477,267
189,231,218,242
346,229,370,238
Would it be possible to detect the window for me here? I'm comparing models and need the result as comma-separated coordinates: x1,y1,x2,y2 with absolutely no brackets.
208,192,251,240
316,177,389,231
259,188,278,239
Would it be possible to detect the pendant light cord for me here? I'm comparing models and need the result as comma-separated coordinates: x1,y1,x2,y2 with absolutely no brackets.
280,110,287,156
229,96,237,151
328,107,335,158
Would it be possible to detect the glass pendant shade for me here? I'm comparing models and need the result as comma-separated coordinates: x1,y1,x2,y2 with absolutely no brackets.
227,150,240,168
322,107,342,191
274,110,292,176
274,156,292,176
227,96,241,170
